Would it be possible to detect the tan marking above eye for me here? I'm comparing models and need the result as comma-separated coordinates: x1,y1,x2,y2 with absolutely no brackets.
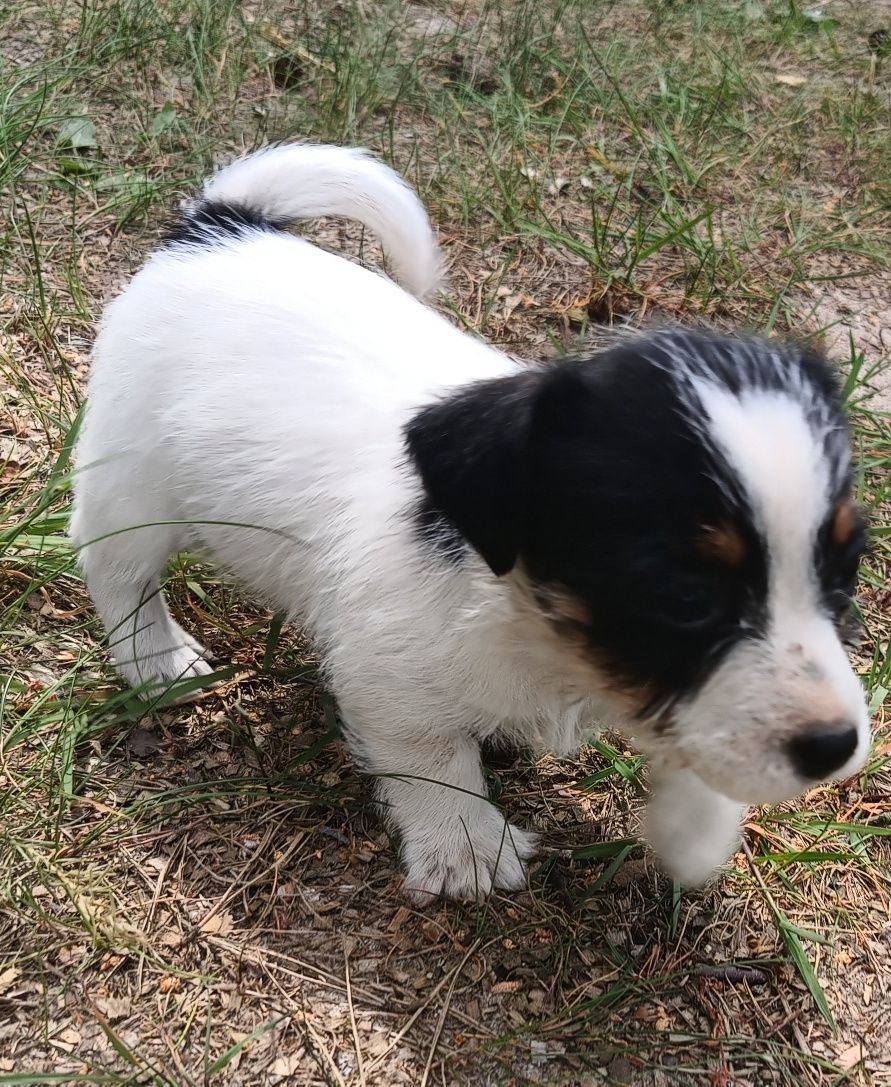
697,523,747,567
831,495,858,548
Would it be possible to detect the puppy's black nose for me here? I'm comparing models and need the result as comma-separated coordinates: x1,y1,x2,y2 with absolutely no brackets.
787,726,858,780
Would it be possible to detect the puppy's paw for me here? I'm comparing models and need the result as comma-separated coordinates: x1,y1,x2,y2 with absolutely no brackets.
648,827,738,887
117,626,214,694
644,769,745,886
402,805,537,902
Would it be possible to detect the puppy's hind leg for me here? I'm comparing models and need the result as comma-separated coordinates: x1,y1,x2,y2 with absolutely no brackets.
343,708,537,901
71,508,212,692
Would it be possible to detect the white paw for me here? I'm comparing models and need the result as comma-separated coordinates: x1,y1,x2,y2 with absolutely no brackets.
402,804,537,902
116,627,214,691
648,829,739,887
644,769,745,886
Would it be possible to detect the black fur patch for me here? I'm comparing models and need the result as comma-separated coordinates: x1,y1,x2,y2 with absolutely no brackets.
405,370,540,576
405,329,860,718
165,199,288,248
815,501,868,623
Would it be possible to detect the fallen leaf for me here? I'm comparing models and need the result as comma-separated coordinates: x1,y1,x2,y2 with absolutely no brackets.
775,73,807,86
269,1054,303,1075
387,906,410,933
57,945,87,966
836,1042,863,1070
53,1027,82,1052
94,994,132,1021
0,966,20,994
420,919,443,943
58,115,97,152
200,910,236,936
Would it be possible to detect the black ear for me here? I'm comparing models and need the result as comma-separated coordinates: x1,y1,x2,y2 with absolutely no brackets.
404,370,544,576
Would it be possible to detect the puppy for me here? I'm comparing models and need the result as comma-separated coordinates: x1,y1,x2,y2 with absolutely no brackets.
71,144,870,898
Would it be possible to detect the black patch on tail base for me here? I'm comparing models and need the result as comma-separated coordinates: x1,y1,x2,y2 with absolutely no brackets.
165,200,289,248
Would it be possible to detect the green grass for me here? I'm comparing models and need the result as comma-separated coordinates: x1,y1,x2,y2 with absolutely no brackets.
1,1,890,1084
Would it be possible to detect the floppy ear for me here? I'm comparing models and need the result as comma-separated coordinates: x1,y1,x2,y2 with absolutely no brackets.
404,370,543,576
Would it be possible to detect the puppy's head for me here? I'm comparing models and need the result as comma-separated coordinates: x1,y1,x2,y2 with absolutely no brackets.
406,329,870,803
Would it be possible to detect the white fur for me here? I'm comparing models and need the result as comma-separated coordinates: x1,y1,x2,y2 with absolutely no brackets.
71,145,869,897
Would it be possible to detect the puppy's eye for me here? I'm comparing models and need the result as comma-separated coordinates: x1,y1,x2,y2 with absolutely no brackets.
821,532,866,606
656,578,722,631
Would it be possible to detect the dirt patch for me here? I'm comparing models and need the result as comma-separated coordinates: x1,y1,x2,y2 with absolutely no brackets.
795,272,891,409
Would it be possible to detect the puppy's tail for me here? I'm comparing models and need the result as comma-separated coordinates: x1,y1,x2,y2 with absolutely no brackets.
179,143,441,298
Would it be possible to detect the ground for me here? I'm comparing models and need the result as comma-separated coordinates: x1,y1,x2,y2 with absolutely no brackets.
1,1,890,1084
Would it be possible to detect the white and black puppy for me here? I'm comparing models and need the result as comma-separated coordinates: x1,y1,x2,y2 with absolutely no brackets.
71,144,870,899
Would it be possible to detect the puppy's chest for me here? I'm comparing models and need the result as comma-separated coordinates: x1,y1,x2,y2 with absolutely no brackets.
506,702,599,755
453,610,613,754
478,668,603,755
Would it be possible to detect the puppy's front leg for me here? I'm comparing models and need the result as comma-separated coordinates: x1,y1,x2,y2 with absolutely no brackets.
358,725,537,901
644,766,746,886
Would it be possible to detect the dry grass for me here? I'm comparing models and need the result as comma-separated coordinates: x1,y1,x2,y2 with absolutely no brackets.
1,1,890,1084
